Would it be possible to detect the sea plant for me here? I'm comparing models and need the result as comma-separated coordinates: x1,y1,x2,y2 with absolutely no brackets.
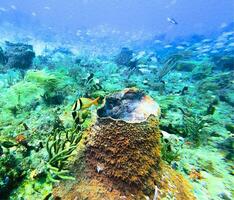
182,111,206,146
161,138,181,164
46,127,82,182
156,54,184,81
25,70,60,93
160,132,183,164
25,70,69,105
46,108,87,182
1,80,43,119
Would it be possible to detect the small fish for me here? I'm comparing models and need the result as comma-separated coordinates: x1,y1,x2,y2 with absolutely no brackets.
15,134,27,144
228,42,234,47
185,141,193,145
72,110,89,125
0,7,7,12
153,185,159,200
22,122,29,130
85,73,94,84
154,40,162,44
72,97,100,111
167,17,178,25
72,97,99,124
139,68,151,74
10,5,17,10
182,86,188,94
176,45,185,50
164,44,172,48
44,6,51,10
189,169,203,180
202,39,212,43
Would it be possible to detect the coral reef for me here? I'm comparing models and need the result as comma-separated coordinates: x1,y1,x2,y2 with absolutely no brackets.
25,70,70,105
0,22,233,200
0,140,28,198
3,41,35,69
213,55,234,70
115,47,134,66
0,47,6,65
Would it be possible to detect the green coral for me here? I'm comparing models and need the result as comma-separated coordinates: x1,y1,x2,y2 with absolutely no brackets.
0,80,43,125
25,69,71,105
25,70,61,93
46,125,83,182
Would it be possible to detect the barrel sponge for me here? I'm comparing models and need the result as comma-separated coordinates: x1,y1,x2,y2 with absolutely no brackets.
52,89,195,200
85,88,161,187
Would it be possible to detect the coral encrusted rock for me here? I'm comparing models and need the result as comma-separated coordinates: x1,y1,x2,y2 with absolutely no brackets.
115,47,133,66
4,41,35,69
53,88,195,200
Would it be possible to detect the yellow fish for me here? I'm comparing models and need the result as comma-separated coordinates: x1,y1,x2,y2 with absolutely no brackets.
72,97,100,124
72,97,100,111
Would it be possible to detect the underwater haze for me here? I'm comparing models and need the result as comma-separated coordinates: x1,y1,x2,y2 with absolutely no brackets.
0,1,234,200
0,0,234,40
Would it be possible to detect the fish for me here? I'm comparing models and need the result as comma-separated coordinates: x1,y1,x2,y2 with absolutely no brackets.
153,185,159,200
176,45,185,50
0,7,7,12
72,97,99,124
15,134,27,144
72,109,89,125
96,163,104,173
201,39,212,43
167,17,178,25
72,97,100,111
181,86,189,95
10,5,17,10
44,6,51,10
154,40,162,44
85,73,94,84
138,68,151,74
164,44,172,48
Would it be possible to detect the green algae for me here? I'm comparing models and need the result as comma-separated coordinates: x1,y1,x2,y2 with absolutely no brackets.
10,178,52,200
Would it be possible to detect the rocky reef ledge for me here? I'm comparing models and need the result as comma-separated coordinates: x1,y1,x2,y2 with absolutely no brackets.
53,88,195,200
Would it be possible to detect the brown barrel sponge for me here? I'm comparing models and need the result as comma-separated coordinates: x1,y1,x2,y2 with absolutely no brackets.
86,88,161,190
53,88,195,200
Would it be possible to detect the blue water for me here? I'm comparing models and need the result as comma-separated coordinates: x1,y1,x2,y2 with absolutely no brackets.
0,0,234,41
